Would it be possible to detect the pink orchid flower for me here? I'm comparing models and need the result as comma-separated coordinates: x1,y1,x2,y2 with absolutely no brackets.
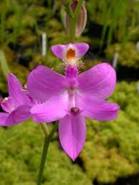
28,43,119,160
0,74,31,126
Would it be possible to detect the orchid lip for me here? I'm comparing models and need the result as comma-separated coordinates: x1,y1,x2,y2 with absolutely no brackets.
66,48,76,60
64,47,77,65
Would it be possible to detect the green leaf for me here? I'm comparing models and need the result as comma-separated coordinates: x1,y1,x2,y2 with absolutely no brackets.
0,50,10,77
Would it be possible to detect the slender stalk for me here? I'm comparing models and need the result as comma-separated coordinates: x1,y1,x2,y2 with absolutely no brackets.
69,0,84,41
0,50,10,77
37,124,57,185
40,123,49,136
74,0,84,17
69,18,76,41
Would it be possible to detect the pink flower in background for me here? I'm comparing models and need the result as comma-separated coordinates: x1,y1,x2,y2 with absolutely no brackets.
0,74,31,126
28,43,119,160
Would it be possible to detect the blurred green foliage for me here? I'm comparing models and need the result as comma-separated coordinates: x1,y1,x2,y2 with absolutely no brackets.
0,122,92,185
0,0,66,92
105,42,139,68
87,0,139,46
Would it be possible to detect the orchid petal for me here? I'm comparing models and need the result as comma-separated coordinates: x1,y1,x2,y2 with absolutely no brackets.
27,65,65,102
77,95,119,121
1,97,16,113
5,105,31,126
74,43,89,58
51,44,67,60
0,113,9,126
31,92,68,123
78,63,116,99
85,102,119,121
59,114,86,161
8,74,30,105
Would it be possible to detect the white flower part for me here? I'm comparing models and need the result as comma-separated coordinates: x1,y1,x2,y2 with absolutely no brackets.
3,97,8,101
63,44,80,66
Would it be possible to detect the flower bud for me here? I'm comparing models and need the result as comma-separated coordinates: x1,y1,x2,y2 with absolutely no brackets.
64,0,87,37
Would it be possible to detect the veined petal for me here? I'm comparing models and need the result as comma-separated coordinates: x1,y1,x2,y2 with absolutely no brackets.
31,92,68,123
77,95,119,121
8,73,22,97
74,43,89,58
51,44,67,60
87,102,119,121
78,63,116,98
0,113,9,126
59,114,86,161
8,74,30,105
27,65,65,102
5,105,31,126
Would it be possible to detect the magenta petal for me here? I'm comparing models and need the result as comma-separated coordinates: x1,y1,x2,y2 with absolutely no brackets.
59,114,86,161
86,102,119,121
8,73,22,97
74,43,89,58
1,97,16,113
6,105,30,126
31,92,68,123
79,63,116,98
27,65,65,102
77,95,119,121
8,74,30,105
0,113,9,126
51,44,67,60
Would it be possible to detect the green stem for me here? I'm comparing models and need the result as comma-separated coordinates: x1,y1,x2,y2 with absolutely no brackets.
0,50,10,77
69,18,76,41
40,123,49,136
68,0,84,41
37,124,57,185
74,0,84,17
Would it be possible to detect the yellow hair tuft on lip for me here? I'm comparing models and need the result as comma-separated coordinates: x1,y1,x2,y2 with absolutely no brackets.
66,48,76,60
